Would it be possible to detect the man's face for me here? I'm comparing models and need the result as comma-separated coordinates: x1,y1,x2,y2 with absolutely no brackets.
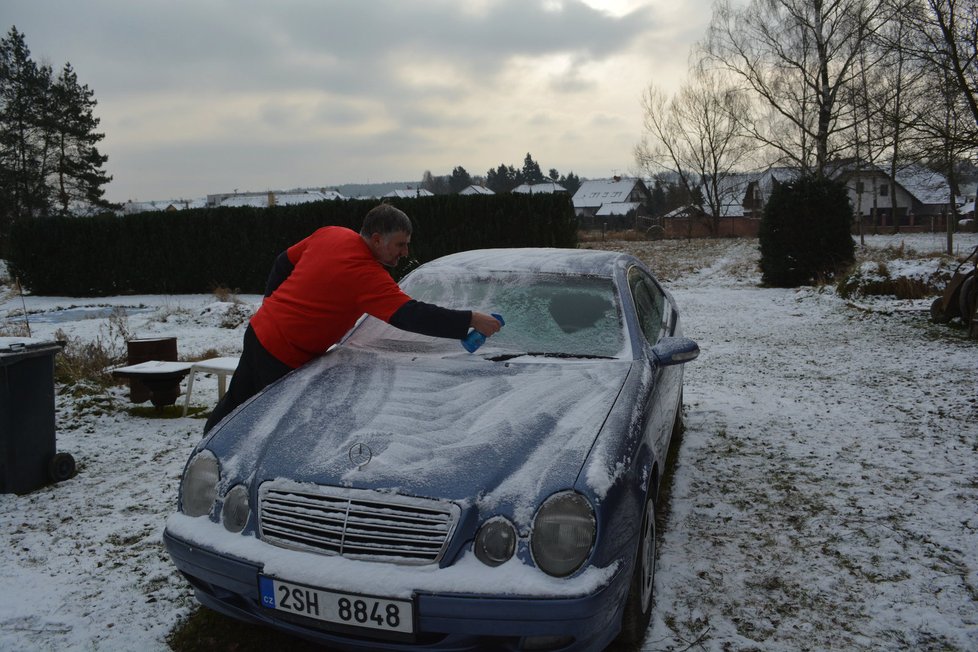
370,231,411,267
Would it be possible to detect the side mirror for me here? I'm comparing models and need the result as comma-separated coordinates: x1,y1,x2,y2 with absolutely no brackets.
651,337,699,366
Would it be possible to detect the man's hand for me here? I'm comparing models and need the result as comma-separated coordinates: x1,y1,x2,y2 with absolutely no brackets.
471,311,503,337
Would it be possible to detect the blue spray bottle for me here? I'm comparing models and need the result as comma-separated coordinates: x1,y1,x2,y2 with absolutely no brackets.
461,313,505,353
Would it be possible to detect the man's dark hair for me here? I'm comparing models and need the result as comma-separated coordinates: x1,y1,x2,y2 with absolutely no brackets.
360,203,413,237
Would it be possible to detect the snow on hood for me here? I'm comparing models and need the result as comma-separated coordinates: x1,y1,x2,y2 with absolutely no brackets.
210,347,632,525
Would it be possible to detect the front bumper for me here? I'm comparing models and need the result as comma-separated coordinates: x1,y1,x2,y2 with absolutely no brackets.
163,524,629,652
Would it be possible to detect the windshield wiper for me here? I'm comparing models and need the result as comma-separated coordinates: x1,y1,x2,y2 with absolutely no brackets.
487,352,617,362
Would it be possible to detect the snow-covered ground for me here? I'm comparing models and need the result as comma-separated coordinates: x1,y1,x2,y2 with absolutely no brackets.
0,232,975,651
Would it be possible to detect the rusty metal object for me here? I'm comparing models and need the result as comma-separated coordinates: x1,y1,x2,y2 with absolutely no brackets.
125,337,177,403
931,245,977,327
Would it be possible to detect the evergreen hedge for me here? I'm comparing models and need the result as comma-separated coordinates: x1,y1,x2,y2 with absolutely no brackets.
8,194,578,296
759,175,855,287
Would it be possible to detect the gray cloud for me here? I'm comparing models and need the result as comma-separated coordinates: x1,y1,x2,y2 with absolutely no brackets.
8,0,655,94
4,0,711,199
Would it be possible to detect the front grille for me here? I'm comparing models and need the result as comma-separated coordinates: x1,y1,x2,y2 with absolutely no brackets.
258,483,460,564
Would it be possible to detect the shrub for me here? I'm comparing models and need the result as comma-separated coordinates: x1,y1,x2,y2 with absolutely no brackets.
836,259,953,299
53,328,123,387
759,175,855,287
52,307,130,386
8,194,578,297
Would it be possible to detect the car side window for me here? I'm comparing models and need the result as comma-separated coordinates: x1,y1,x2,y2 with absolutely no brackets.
628,267,666,344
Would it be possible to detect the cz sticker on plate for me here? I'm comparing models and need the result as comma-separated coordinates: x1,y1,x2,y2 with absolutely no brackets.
259,576,414,634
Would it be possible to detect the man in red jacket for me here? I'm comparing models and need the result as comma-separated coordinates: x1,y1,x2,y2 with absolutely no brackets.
204,204,502,433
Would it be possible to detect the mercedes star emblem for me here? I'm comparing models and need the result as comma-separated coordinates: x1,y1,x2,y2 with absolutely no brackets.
349,442,372,469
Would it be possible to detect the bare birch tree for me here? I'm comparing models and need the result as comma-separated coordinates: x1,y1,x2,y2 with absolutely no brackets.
635,68,754,236
912,0,978,134
704,0,898,175
870,11,931,232
900,0,978,249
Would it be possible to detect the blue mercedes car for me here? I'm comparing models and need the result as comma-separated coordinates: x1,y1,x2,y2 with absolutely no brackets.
164,247,698,651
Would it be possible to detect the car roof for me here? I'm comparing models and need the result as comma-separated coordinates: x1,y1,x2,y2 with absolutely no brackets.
416,247,631,277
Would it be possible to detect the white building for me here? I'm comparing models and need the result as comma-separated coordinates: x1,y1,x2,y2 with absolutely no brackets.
572,178,650,219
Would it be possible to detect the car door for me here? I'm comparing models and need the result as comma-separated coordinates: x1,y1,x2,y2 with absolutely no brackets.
627,266,681,467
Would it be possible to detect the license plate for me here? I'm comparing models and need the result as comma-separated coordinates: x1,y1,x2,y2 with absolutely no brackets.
258,576,414,634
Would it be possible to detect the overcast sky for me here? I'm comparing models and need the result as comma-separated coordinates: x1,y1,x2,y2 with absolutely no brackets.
5,0,715,202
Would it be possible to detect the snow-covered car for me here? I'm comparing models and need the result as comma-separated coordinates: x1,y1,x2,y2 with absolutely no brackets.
163,247,698,651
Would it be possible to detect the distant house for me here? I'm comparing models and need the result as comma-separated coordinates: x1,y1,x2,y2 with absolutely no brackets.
737,168,799,218
661,162,957,237
122,198,207,215
206,188,347,208
219,192,275,208
512,182,567,195
220,191,330,208
273,190,347,206
659,168,798,238
825,160,954,230
382,187,434,199
459,184,495,196
572,178,651,224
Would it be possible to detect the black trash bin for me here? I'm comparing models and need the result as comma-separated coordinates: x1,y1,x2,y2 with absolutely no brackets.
0,339,76,494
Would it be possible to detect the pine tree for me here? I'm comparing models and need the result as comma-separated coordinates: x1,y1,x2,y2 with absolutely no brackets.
448,165,472,193
649,179,667,216
0,26,52,240
486,163,517,193
0,26,114,249
521,152,544,184
558,171,581,195
49,63,113,216
759,175,855,287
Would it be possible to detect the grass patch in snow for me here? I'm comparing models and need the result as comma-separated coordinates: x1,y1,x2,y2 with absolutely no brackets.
168,607,327,652
127,404,208,419
836,260,949,299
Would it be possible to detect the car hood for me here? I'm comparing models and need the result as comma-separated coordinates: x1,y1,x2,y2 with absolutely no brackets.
208,346,632,523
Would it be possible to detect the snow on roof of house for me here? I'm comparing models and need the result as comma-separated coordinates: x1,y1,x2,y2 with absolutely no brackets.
721,200,745,218
383,188,435,198
829,160,951,206
318,189,347,201
595,202,640,216
511,182,567,194
217,189,348,208
274,190,346,205
895,165,951,206
662,200,745,219
123,198,207,214
662,205,699,219
751,167,800,192
459,185,494,195
572,178,641,208
220,194,272,208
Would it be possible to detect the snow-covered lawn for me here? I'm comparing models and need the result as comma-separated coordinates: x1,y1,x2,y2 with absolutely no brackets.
0,233,975,651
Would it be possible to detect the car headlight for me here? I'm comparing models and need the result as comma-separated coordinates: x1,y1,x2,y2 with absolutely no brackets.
474,517,517,566
530,492,595,577
180,451,219,517
221,484,251,532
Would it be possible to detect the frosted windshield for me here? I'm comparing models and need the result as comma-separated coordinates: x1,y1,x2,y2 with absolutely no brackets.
346,271,626,358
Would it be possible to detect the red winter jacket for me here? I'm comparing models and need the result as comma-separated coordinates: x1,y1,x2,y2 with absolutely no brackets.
250,227,411,368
